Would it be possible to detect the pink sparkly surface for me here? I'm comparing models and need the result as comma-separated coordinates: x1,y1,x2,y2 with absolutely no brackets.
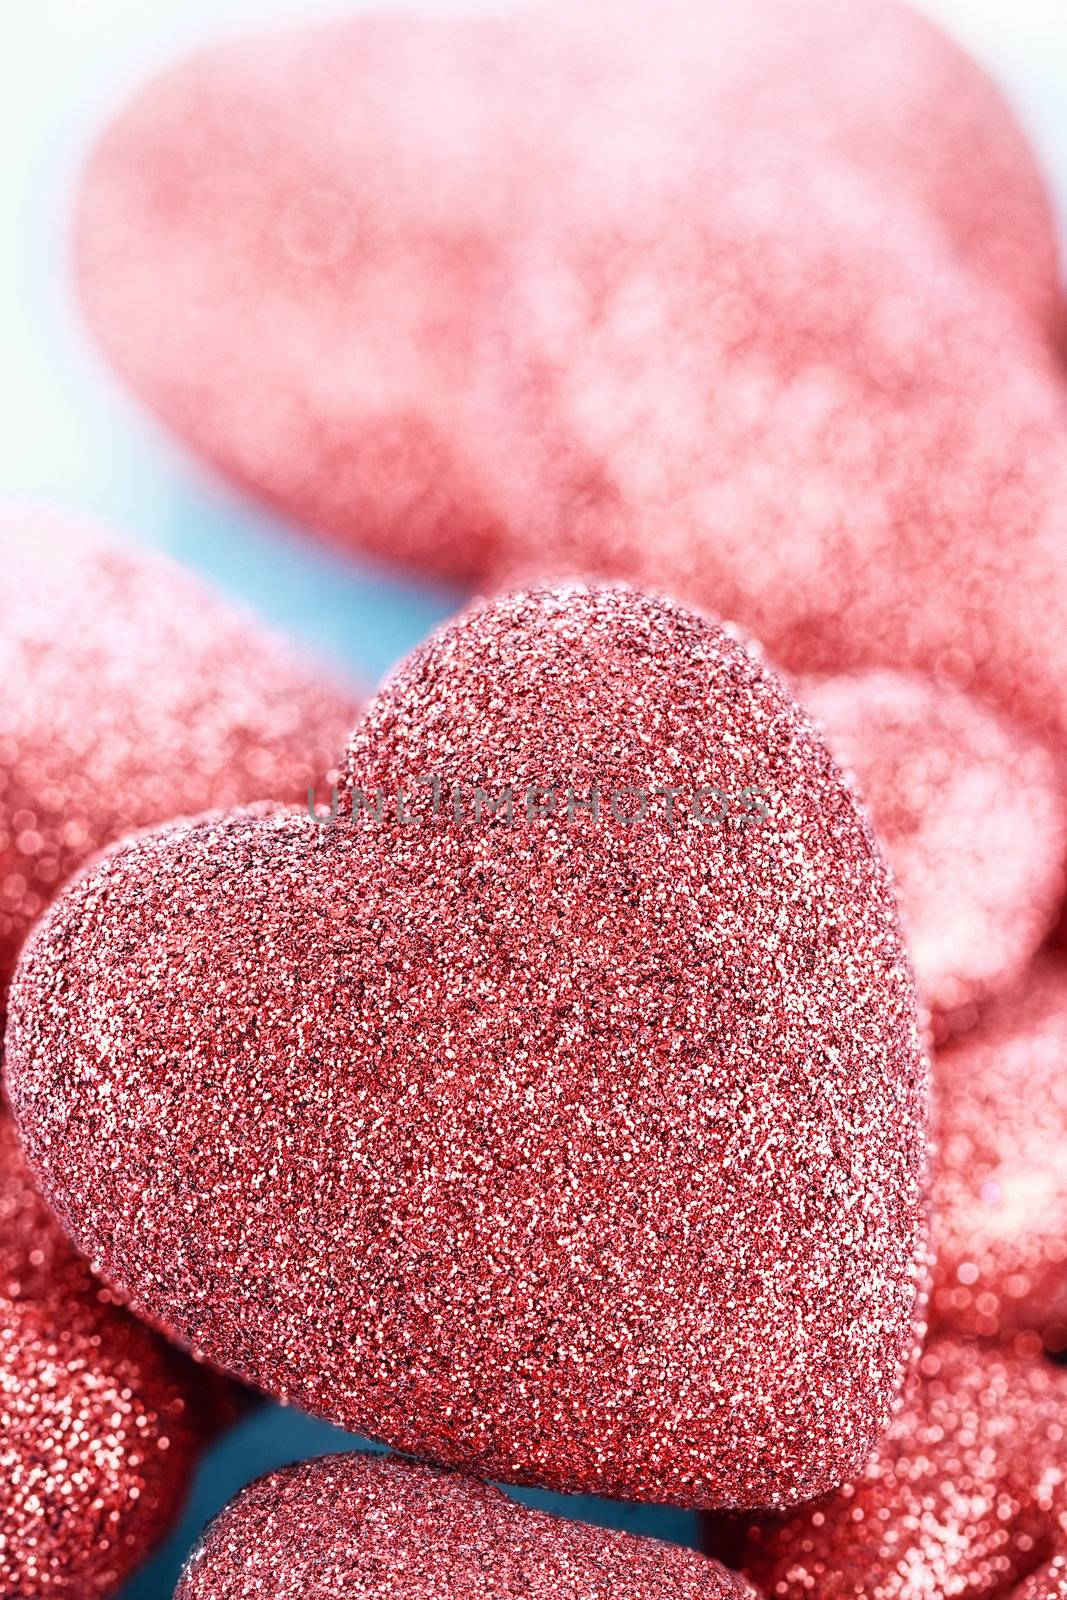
931,959,1067,1349
0,1109,214,1598
537,0,1060,333
484,140,1067,747
73,15,527,581
72,0,1061,587
175,1452,758,1599
799,671,1067,1032
6,584,929,1510
704,1337,1067,1599
0,507,357,1008
1016,1560,1067,1600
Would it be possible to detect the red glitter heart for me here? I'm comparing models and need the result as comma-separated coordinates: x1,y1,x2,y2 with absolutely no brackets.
0,508,358,1011
71,0,1060,590
174,1452,758,1600
703,1336,1067,1598
6,584,930,1510
0,1109,219,1598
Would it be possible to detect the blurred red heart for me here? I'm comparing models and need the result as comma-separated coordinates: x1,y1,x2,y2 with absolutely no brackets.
73,0,1062,586
931,958,1067,1349
799,670,1067,1034
704,1336,1067,1598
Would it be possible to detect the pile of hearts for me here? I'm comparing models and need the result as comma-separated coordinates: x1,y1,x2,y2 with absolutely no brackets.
3,0,1067,1594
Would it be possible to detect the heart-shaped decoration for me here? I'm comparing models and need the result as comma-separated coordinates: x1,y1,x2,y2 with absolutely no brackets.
175,1452,757,1600
72,0,1059,587
0,1109,219,1598
7,584,929,1509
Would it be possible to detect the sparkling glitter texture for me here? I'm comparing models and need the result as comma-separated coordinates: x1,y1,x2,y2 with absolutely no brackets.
704,1337,1067,1600
0,508,357,1006
0,1109,215,1598
7,585,929,1509
799,671,1067,1035
175,1452,759,1599
931,960,1067,1350
72,0,1060,584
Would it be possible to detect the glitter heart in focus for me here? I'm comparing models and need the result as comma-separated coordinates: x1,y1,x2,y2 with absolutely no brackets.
703,1336,1067,1599
800,671,1067,1038
931,959,1067,1352
0,1108,223,1598
71,0,1060,585
174,1453,758,1600
0,507,358,1007
6,584,930,1510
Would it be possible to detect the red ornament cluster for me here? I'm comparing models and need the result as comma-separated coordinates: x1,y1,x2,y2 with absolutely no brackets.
1,0,1066,1592
0,510,357,1588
